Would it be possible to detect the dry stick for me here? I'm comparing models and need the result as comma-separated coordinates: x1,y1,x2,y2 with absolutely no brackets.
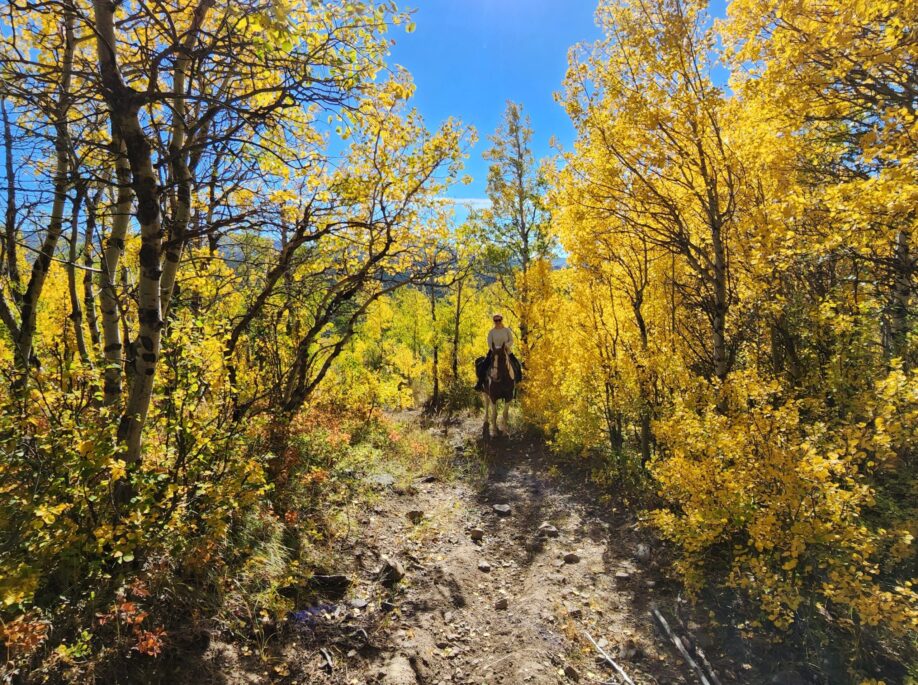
673,603,724,685
582,628,637,685
651,606,712,685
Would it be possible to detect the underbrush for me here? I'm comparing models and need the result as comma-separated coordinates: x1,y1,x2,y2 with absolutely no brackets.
0,402,449,683
534,367,918,684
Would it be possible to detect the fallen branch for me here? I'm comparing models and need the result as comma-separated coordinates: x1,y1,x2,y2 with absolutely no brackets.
651,605,712,685
673,604,724,685
582,628,637,685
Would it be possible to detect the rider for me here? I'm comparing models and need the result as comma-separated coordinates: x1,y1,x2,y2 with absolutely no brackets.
475,313,523,391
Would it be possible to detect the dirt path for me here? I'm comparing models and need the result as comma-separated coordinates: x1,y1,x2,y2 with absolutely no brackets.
267,413,770,685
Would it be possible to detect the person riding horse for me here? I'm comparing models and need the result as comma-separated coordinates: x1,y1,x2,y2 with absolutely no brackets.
474,313,523,392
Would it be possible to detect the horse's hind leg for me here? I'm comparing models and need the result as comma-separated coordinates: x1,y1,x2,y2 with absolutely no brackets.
501,400,510,433
481,393,491,437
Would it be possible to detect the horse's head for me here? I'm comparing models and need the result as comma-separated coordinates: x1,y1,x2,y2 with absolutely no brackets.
491,344,513,383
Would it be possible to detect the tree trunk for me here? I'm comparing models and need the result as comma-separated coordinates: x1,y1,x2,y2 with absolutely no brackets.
1,99,20,300
451,278,462,382
160,0,214,320
83,187,102,349
67,183,90,364
888,228,912,366
93,0,213,464
93,0,163,463
14,6,75,379
429,285,440,408
639,412,651,466
0,100,21,339
633,298,652,466
99,133,132,406
711,222,729,381
604,380,624,452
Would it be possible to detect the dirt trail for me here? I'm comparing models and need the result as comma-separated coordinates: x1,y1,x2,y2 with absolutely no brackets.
275,413,770,685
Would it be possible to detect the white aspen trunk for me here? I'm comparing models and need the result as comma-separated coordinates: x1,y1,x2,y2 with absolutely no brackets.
15,7,75,378
83,187,102,350
93,0,163,463
93,0,213,463
99,133,132,406
1,100,20,298
160,0,213,318
66,183,90,364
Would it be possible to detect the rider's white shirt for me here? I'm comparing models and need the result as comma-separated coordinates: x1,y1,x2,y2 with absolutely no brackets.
488,326,514,351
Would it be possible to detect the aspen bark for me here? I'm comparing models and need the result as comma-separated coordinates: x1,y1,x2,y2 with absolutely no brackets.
710,220,729,381
93,0,164,462
66,183,90,364
83,187,102,349
1,100,20,299
99,133,132,406
14,6,75,378
160,0,215,318
451,278,462,382
429,284,440,408
93,0,214,462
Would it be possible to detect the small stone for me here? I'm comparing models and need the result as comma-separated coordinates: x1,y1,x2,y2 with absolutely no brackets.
406,510,425,525
478,561,492,573
470,527,485,541
615,570,631,581
566,604,582,619
563,552,581,564
350,598,369,609
635,543,651,561
494,598,509,610
538,522,559,538
563,664,580,681
493,504,511,516
378,557,405,587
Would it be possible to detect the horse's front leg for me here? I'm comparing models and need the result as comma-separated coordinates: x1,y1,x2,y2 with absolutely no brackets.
481,393,491,436
501,399,509,433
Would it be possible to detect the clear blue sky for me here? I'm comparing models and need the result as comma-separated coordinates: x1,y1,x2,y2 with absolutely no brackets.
387,0,729,206
388,0,602,205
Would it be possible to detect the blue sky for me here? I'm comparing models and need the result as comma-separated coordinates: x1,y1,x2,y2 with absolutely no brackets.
387,0,729,208
388,0,602,205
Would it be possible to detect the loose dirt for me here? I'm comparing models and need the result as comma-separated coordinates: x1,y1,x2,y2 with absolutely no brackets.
194,411,785,685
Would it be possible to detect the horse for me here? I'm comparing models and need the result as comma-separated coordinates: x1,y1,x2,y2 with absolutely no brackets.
481,343,515,437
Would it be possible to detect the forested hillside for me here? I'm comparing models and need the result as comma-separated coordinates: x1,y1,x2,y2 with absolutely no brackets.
0,0,914,683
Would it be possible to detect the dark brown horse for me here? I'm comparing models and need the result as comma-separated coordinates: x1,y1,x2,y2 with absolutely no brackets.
481,344,515,436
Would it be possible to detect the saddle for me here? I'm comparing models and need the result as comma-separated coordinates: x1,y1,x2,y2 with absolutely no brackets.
474,352,523,388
